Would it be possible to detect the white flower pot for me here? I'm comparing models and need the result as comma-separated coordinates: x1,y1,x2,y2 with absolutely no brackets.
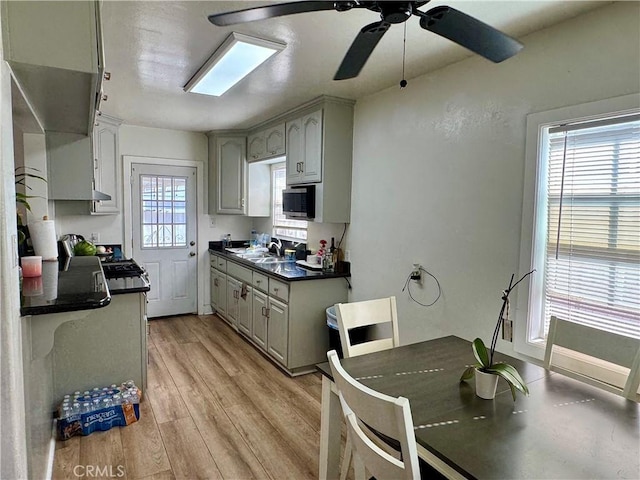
475,369,499,399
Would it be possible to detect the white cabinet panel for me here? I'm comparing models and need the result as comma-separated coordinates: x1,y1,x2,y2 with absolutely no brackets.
252,289,268,350
216,136,246,214
267,297,288,366
285,110,322,185
92,115,121,214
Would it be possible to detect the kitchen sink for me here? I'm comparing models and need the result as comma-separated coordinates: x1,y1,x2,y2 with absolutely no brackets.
248,256,290,264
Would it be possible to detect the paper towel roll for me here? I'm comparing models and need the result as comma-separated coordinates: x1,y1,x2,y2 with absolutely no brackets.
29,219,58,260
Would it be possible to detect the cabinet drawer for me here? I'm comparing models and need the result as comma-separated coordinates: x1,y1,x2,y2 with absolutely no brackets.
227,262,252,284
269,279,289,302
216,256,227,272
252,272,269,293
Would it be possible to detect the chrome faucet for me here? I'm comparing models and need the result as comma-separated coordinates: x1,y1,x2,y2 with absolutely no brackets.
268,238,282,257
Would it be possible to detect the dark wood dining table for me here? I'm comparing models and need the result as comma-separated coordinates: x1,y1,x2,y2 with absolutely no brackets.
317,336,639,479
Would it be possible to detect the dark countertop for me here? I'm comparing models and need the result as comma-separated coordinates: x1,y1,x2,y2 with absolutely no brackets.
107,275,151,295
21,256,111,316
209,247,350,282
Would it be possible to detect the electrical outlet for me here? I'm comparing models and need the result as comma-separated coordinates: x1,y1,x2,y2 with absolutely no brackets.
411,263,422,282
209,215,216,227
90,232,100,242
344,250,351,262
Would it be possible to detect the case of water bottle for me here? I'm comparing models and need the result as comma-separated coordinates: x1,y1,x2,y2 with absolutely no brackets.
56,380,142,440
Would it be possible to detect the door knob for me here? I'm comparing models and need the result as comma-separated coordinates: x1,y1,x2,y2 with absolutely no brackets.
190,241,196,246
189,252,196,257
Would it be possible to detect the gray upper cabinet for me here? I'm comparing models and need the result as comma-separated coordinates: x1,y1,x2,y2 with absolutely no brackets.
247,123,285,162
1,0,103,135
213,135,246,214
286,110,322,185
265,124,286,158
46,133,96,201
207,96,354,222
91,115,121,214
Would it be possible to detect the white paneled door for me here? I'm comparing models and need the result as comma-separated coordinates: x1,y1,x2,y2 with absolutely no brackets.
132,163,197,318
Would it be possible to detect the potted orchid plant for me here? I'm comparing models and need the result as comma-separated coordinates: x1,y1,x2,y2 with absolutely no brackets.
460,270,534,400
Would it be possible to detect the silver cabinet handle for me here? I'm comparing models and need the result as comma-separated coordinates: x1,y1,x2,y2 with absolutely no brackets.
104,72,111,81
189,252,196,257
190,241,196,246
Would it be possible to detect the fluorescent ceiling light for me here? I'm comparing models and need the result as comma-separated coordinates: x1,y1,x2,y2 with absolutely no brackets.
184,32,285,96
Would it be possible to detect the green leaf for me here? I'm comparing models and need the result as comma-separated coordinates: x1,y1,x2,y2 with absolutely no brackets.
486,363,529,399
460,366,476,382
472,338,490,368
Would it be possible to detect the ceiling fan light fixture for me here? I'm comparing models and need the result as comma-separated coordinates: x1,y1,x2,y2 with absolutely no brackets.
184,32,285,96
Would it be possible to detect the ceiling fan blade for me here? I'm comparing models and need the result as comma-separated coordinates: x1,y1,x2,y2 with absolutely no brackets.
420,6,523,62
334,21,391,80
208,1,337,26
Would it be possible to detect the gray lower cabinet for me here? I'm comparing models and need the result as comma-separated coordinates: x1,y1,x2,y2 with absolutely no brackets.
210,256,227,318
252,290,268,350
267,297,288,366
226,276,240,327
211,253,347,375
51,292,147,403
237,284,253,337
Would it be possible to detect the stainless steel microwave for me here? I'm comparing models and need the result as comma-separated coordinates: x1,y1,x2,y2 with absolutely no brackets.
283,185,315,219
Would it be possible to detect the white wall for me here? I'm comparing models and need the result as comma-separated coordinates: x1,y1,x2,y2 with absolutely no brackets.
347,2,640,355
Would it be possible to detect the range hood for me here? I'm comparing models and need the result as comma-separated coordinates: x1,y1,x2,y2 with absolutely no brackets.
92,190,112,201
46,132,111,201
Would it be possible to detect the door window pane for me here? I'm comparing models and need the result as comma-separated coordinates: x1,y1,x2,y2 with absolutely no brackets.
140,175,188,248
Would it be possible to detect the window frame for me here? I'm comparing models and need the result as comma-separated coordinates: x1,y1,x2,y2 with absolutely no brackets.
515,93,640,360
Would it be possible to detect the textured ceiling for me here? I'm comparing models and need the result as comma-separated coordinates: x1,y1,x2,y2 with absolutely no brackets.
98,1,609,133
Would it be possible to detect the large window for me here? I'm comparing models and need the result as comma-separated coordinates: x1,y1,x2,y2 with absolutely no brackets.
271,163,307,241
517,96,640,360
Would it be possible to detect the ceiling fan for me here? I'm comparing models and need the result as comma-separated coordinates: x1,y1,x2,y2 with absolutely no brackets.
208,1,523,80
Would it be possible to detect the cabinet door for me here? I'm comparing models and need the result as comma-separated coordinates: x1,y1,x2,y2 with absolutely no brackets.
285,119,302,185
217,136,246,214
267,297,289,366
216,271,227,318
92,116,120,214
46,133,94,199
247,132,265,161
301,110,322,183
265,124,285,157
226,277,239,327
237,284,253,337
252,290,268,351
210,267,217,312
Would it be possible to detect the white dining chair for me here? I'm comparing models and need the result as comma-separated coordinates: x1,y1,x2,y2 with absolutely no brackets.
327,350,420,480
333,296,401,478
335,296,400,359
544,316,640,401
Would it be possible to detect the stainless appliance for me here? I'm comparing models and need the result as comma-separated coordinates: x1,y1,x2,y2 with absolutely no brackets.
58,234,84,258
283,185,315,219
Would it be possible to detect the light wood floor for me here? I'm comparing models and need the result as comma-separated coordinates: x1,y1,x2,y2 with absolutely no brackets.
52,314,340,480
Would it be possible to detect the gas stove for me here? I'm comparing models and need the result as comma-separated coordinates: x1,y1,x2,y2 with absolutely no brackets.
101,259,146,279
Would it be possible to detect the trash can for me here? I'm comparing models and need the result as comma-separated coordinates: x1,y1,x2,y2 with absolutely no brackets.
326,305,369,359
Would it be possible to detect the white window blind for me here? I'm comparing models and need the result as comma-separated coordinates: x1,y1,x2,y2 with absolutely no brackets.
272,163,307,241
543,114,640,338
